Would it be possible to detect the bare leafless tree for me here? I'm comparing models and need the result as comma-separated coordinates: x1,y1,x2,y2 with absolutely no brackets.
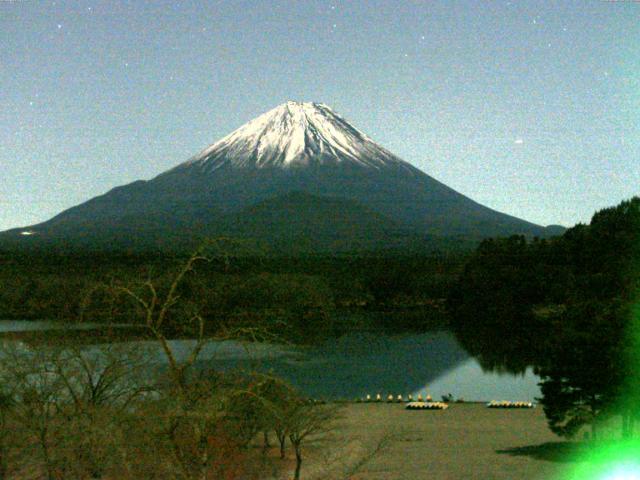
286,402,340,480
114,245,211,394
0,336,158,479
0,341,67,480
0,390,14,479
110,241,272,480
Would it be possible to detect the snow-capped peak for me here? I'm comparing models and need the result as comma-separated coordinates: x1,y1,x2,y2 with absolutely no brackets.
181,101,410,171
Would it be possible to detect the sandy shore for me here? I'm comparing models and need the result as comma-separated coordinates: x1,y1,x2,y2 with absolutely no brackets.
290,402,575,480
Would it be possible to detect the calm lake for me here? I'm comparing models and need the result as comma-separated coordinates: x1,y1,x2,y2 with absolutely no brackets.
0,321,541,402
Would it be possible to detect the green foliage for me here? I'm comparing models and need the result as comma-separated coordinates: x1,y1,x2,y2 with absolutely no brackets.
450,197,640,438
448,235,555,372
537,300,628,438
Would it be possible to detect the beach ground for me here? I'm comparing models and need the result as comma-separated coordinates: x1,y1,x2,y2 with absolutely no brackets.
286,402,578,480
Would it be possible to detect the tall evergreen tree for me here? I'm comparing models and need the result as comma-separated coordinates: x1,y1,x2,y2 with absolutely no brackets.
450,197,640,438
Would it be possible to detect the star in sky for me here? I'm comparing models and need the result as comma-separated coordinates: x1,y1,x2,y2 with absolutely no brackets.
1,0,637,232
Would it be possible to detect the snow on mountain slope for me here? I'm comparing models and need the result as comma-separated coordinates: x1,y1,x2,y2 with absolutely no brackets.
179,101,411,171
0,100,560,251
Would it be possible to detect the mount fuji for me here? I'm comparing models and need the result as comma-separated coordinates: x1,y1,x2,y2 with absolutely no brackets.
1,101,562,252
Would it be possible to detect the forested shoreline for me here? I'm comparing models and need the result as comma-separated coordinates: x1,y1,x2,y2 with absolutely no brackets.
0,250,464,343
450,197,640,439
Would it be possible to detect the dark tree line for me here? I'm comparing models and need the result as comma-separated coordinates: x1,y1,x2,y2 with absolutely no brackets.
0,251,463,343
449,197,640,438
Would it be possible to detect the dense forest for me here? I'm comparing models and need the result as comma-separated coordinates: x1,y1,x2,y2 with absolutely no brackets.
449,197,640,438
0,249,466,343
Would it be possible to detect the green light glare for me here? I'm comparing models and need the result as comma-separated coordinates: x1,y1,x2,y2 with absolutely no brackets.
562,440,640,480
629,301,640,396
559,298,640,479
602,466,640,480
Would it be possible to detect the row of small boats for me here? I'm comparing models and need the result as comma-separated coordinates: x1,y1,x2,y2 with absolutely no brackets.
362,394,434,403
405,401,449,410
486,401,534,409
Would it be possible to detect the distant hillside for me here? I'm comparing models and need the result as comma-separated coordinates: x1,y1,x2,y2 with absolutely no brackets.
215,191,410,253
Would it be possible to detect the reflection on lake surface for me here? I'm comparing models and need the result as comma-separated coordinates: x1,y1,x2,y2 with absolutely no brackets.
0,320,97,332
0,320,135,332
0,321,541,402
421,358,540,403
198,331,470,400
166,331,541,402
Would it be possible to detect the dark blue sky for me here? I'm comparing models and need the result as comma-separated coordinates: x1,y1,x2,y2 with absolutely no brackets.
2,0,639,230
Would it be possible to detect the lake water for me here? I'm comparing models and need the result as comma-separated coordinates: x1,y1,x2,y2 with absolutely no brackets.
0,320,97,332
0,320,137,332
128,330,541,402
0,321,541,402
